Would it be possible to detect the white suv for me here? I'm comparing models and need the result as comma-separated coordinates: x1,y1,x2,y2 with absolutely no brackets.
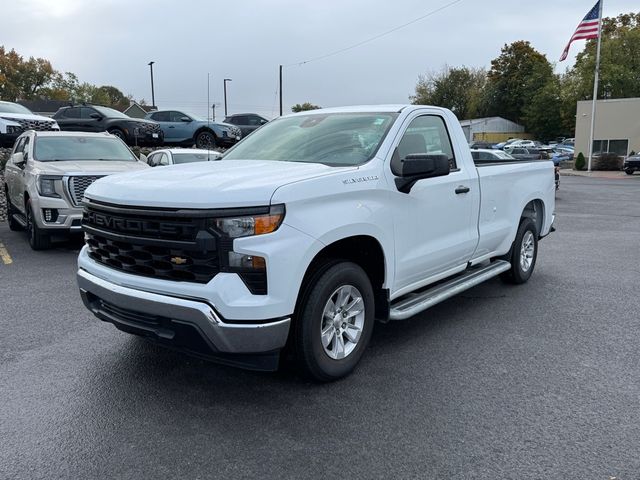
0,101,59,147
3,131,148,249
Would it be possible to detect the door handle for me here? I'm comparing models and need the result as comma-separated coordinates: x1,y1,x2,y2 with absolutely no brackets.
455,185,470,194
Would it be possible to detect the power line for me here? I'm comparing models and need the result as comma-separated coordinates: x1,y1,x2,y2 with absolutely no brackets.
285,0,466,67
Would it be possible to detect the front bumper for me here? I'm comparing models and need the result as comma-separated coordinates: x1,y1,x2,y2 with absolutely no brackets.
129,129,164,147
77,268,291,369
624,160,640,171
31,194,83,232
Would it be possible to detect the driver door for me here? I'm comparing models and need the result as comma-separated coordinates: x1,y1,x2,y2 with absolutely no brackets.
390,113,479,293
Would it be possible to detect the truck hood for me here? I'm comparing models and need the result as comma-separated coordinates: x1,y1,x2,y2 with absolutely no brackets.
34,160,148,175
85,160,353,208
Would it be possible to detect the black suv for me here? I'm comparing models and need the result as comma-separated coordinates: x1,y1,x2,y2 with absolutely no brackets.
223,113,268,137
53,105,163,147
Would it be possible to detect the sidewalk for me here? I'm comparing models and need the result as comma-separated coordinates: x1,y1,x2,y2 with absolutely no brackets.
559,169,639,180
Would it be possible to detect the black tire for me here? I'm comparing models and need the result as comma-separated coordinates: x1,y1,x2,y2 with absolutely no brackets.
195,130,216,149
625,169,634,175
294,261,375,382
501,217,538,284
108,128,126,141
5,189,23,231
25,199,51,250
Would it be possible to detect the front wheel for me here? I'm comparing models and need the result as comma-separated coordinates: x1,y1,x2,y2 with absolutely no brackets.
294,262,375,382
195,130,216,149
26,200,51,250
501,217,538,284
625,168,634,175
108,128,126,141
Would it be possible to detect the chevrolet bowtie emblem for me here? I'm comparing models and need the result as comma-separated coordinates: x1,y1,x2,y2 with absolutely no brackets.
170,256,187,265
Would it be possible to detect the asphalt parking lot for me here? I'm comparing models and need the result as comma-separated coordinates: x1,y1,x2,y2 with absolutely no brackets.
1,175,639,479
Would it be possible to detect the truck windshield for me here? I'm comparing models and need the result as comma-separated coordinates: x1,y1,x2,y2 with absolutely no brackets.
34,136,137,162
222,112,398,166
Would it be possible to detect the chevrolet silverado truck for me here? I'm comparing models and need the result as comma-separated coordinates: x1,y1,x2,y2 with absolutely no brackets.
77,105,555,381
3,131,148,249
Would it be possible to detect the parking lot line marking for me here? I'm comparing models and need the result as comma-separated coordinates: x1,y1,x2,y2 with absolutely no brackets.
0,242,13,265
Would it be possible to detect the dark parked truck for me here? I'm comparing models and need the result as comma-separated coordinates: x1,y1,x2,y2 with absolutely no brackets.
77,105,555,381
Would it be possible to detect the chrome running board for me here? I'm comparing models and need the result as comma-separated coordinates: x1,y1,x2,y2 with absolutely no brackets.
389,260,511,321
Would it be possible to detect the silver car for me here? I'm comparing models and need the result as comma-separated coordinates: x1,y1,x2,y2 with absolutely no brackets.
3,131,148,249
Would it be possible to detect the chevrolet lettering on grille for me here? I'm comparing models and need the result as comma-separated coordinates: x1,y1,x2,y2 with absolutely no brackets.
85,211,194,237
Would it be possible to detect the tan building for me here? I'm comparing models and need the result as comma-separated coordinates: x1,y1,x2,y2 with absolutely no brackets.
575,97,640,158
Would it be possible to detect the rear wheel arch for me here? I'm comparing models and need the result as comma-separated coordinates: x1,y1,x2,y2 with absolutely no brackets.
521,199,545,237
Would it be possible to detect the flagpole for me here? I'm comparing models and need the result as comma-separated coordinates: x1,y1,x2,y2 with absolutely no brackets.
587,0,604,172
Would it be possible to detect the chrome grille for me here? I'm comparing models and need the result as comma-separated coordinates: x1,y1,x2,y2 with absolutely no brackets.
2,117,57,131
69,176,104,206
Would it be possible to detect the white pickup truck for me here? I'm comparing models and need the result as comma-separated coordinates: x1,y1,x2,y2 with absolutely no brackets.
77,105,555,381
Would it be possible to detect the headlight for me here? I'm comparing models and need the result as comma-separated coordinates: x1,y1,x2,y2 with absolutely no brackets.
214,205,285,238
37,175,62,198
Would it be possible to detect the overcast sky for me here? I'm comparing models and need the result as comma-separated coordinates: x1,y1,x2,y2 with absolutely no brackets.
3,0,638,119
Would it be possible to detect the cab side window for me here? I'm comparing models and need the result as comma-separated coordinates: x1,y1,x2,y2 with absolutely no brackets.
157,153,170,166
397,115,457,169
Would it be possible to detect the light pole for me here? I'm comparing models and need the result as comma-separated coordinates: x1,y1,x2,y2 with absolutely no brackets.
148,61,156,108
223,78,232,117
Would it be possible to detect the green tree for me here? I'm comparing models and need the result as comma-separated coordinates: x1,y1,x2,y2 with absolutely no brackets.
291,102,321,112
523,76,572,141
483,41,554,125
97,85,129,110
410,66,486,119
0,46,55,100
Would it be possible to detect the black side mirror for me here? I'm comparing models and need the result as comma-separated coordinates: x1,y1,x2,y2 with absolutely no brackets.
90,113,102,120
392,151,450,193
180,116,192,122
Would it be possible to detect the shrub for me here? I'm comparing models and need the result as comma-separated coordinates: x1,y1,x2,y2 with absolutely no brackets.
592,153,623,171
575,152,586,170
630,150,636,156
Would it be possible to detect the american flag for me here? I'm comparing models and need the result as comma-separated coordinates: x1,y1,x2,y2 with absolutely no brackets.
559,1,602,61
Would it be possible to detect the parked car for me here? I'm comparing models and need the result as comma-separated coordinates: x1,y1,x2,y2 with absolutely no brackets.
3,131,148,249
53,105,163,147
494,138,522,150
223,113,269,137
77,104,555,381
0,100,60,147
623,153,640,175
503,146,545,160
468,141,495,150
146,148,222,167
551,149,573,165
145,110,241,149
470,149,516,162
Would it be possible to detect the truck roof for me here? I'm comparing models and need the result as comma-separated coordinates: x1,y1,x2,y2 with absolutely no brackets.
286,105,447,115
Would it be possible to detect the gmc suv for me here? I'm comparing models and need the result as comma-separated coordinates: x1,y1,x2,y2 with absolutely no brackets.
3,131,148,249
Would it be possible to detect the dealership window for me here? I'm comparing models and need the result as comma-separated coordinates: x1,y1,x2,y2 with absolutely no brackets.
593,139,629,156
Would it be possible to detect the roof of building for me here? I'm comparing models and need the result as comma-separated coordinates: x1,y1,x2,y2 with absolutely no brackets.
17,99,72,113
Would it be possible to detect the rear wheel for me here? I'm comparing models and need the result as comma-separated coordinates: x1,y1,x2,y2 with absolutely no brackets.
195,130,216,149
501,217,538,284
294,261,375,382
26,200,51,250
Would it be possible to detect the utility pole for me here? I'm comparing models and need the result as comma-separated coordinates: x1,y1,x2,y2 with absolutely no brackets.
279,65,283,116
207,73,211,122
148,61,156,108
223,78,232,117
